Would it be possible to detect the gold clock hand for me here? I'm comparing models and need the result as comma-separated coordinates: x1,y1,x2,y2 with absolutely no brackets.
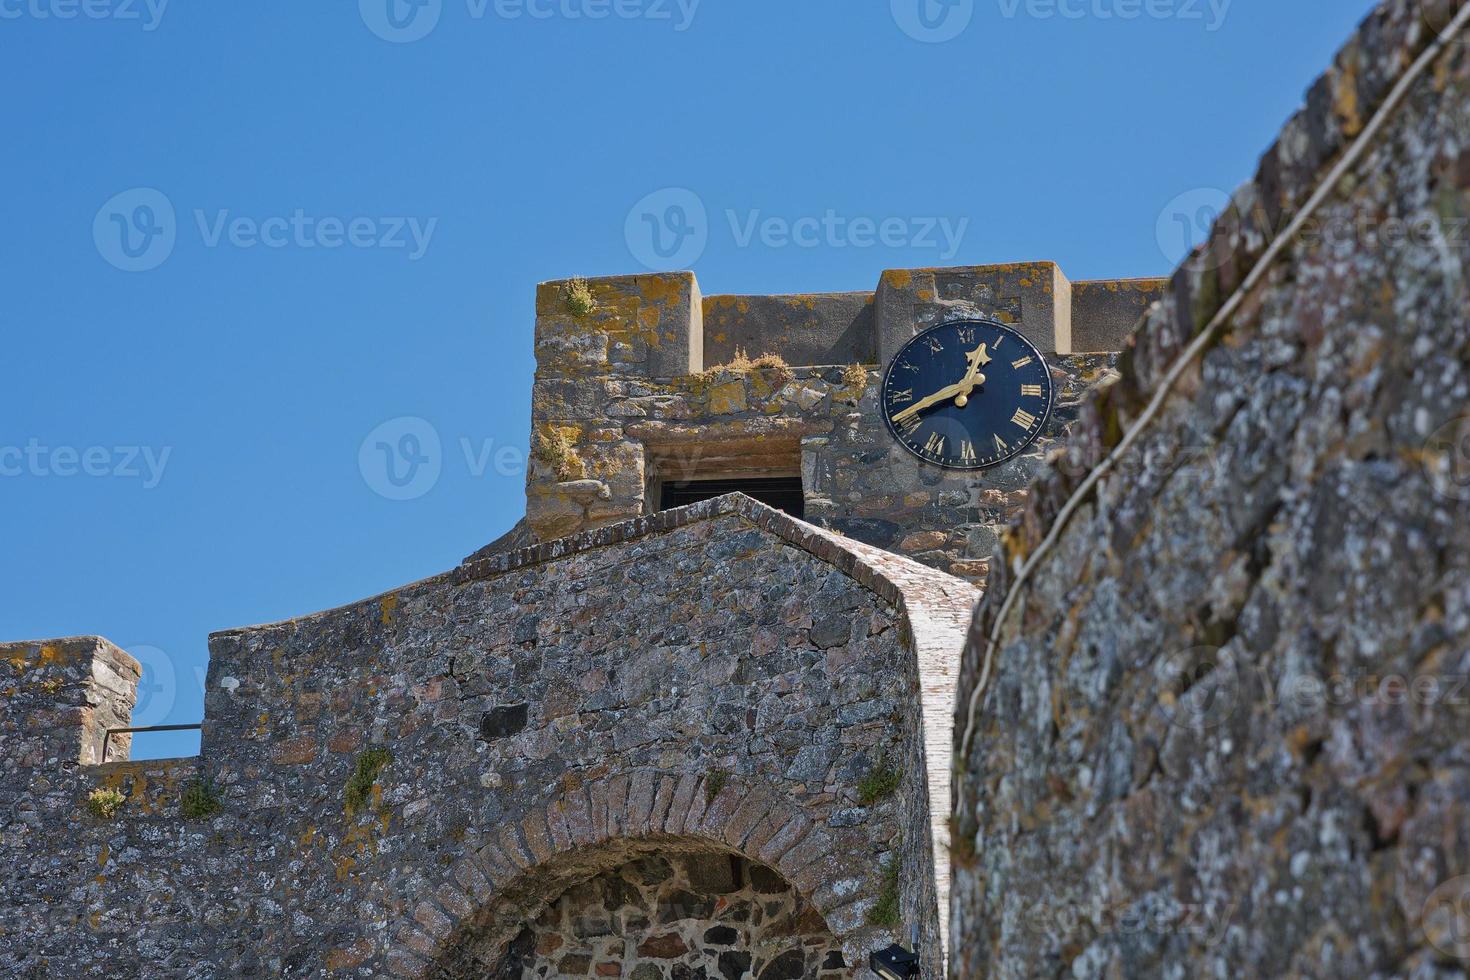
891,341,995,424
953,343,991,409
892,384,963,424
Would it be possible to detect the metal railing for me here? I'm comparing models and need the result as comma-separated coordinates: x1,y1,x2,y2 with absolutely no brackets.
101,724,202,763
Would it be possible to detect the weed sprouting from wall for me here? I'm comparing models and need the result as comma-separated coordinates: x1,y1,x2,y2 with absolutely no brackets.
345,748,392,816
698,348,794,387
180,779,223,820
858,758,902,805
564,278,597,318
534,425,587,483
86,788,126,820
868,847,902,930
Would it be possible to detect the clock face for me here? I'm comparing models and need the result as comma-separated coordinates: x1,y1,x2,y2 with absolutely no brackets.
881,318,1055,470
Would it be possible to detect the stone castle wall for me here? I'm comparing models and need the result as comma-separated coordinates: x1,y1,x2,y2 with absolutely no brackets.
2,496,978,978
951,1,1470,976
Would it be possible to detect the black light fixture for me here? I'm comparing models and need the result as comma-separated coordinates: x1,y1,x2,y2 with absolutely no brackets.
870,940,920,979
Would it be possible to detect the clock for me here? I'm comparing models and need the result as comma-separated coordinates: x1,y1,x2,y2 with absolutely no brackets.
880,318,1055,470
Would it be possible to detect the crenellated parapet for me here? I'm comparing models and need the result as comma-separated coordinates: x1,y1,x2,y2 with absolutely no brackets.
1,636,140,772
524,263,1163,579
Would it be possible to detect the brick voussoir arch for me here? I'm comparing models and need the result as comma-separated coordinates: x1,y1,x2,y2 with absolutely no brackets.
380,770,883,978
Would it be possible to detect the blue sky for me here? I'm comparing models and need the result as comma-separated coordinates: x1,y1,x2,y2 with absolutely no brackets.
1,0,1376,758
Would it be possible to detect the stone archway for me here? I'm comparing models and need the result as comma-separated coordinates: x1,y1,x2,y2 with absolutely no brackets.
388,774,880,980
464,846,849,979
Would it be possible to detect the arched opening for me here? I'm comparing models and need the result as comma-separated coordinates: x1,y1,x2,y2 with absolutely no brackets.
439,844,850,979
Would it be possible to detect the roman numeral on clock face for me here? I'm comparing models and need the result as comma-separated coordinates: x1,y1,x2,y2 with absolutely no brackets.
1011,407,1038,429
1020,384,1043,397
960,441,977,464
993,434,1007,453
1011,356,1033,370
924,432,946,455
888,388,913,405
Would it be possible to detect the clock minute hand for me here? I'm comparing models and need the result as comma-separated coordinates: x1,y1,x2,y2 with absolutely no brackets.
891,342,995,425
892,379,972,424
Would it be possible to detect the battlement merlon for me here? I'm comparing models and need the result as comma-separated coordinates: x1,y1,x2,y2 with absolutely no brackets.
0,636,140,768
535,265,1164,380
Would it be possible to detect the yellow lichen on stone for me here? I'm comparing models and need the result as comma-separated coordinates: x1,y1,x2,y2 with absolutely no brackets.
1335,57,1363,137
380,595,399,626
535,425,587,482
708,380,747,415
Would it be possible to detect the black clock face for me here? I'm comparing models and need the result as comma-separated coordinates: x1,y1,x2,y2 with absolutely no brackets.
881,319,1055,470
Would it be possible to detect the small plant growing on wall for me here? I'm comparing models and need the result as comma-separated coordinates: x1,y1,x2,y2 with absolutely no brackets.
563,277,597,318
534,425,587,483
704,770,728,805
86,788,126,820
842,363,869,393
180,779,223,820
858,757,902,805
867,848,902,929
949,814,978,870
345,747,392,816
698,348,794,387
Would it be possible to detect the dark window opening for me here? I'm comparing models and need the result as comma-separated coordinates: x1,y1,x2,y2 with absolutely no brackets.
659,477,805,519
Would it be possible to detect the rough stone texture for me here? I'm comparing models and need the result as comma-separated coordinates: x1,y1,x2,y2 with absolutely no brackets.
1,495,976,978
703,292,877,369
0,636,141,773
525,266,1131,585
952,2,1470,976
1069,279,1171,354
459,850,849,978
